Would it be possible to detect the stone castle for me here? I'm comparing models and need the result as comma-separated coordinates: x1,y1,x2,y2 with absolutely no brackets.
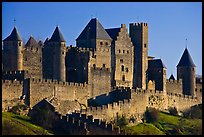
2,18,202,125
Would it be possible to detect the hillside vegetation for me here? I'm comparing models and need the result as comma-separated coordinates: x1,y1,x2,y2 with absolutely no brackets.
123,111,202,135
2,112,53,135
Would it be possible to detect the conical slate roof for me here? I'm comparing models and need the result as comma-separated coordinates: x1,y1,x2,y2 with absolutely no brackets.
148,59,166,69
169,74,175,80
76,18,112,41
49,26,66,42
3,26,22,41
177,48,196,67
25,36,39,48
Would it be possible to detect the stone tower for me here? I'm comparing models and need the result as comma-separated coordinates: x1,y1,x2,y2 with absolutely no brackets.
147,59,166,91
177,48,196,96
106,24,134,88
43,26,66,81
3,26,23,71
77,18,112,97
23,36,42,79
129,23,148,89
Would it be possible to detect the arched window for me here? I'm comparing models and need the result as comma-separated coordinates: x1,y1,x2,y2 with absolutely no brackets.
100,42,103,45
119,49,121,53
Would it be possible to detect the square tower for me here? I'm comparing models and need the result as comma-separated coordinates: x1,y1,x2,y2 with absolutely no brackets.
129,23,148,89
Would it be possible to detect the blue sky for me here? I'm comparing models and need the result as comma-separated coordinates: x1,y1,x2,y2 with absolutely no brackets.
2,2,202,77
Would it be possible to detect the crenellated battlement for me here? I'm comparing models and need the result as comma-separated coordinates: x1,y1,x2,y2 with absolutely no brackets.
53,111,123,135
130,22,148,27
2,70,30,80
66,45,95,52
167,92,198,100
3,70,29,75
166,79,182,84
2,79,23,85
29,78,87,87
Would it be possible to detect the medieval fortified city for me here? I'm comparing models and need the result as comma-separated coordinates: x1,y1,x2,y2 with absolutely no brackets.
2,18,202,135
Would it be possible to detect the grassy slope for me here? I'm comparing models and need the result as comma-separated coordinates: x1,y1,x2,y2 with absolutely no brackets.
123,112,202,135
2,112,54,135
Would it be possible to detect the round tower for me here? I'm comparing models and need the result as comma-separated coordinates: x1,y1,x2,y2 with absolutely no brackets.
49,26,66,81
3,26,23,71
177,48,196,96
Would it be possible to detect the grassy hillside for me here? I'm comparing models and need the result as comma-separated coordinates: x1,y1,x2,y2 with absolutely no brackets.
123,111,202,135
2,112,54,135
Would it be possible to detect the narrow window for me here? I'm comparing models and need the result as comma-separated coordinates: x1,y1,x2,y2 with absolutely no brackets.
25,58,27,61
123,50,125,53
122,75,125,81
19,42,21,46
100,42,103,45
106,42,108,45
119,49,121,53
120,59,123,63
121,65,124,71
126,68,129,72
127,50,129,54
103,64,106,68
39,57,42,62
93,64,96,69
144,44,147,48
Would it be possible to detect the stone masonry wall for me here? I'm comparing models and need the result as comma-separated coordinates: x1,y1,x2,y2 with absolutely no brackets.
166,79,183,95
27,78,88,108
2,80,23,111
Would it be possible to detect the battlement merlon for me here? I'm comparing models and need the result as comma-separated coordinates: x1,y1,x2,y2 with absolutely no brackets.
29,78,87,87
2,79,23,85
129,22,148,27
166,78,182,83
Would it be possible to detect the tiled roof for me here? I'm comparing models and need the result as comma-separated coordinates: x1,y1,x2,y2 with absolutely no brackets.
76,18,112,40
177,48,196,67
49,26,66,42
3,26,22,41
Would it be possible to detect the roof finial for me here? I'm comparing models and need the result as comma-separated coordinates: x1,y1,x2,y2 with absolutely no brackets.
186,38,187,49
13,18,16,27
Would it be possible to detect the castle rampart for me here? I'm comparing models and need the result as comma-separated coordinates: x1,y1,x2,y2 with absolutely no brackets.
2,80,24,111
166,79,182,95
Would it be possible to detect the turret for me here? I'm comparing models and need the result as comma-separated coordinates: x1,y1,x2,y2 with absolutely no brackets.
177,48,196,96
43,26,66,81
3,26,23,71
129,23,148,89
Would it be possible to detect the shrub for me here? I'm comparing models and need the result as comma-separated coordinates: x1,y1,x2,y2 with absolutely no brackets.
116,114,128,128
169,107,178,116
144,107,159,123
183,104,202,119
8,104,30,115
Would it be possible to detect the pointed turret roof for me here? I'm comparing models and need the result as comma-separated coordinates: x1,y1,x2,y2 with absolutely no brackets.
148,59,166,69
76,18,112,41
177,48,196,67
25,36,39,48
169,74,175,80
49,26,66,42
3,26,22,41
